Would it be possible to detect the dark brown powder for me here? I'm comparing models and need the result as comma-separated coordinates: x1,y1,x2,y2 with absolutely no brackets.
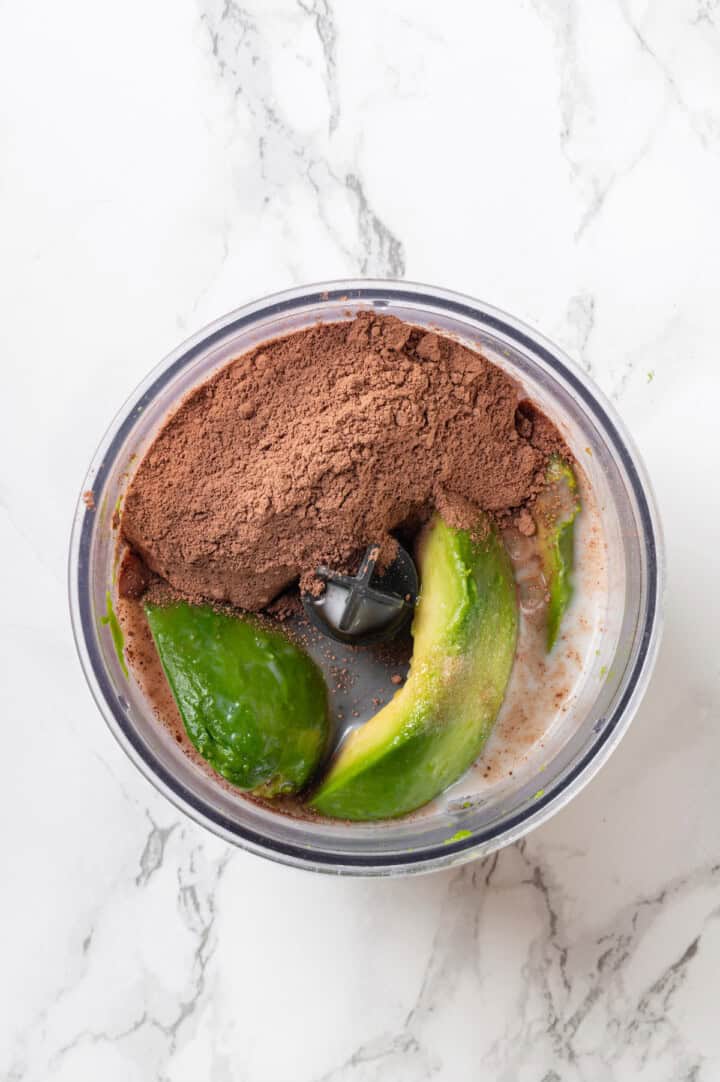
117,549,149,600
121,313,568,610
515,508,537,537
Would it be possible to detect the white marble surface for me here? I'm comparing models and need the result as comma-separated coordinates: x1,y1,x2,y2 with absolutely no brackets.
2,0,720,1078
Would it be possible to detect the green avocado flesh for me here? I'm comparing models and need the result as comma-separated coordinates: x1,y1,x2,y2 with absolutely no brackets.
310,516,518,821
534,457,581,652
145,602,329,797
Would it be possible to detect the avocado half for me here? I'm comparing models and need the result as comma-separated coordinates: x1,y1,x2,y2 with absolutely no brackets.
145,601,329,797
310,516,518,820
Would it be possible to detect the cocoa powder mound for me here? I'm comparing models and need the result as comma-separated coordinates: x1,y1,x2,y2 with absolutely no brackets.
121,314,568,610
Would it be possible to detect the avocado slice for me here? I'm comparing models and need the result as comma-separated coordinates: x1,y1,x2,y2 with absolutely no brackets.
145,601,329,796
310,516,518,820
534,457,581,652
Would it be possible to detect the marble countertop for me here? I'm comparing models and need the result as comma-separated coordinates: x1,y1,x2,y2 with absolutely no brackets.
3,1,720,1079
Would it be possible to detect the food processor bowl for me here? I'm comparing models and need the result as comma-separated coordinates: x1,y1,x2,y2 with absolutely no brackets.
68,281,664,875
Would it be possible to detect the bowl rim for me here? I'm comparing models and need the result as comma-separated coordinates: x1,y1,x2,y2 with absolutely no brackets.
68,278,665,875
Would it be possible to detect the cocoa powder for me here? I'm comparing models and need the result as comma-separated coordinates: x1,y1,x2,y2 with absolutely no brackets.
121,314,568,610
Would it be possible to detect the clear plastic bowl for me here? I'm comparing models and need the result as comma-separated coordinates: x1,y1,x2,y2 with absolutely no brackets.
68,281,664,875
